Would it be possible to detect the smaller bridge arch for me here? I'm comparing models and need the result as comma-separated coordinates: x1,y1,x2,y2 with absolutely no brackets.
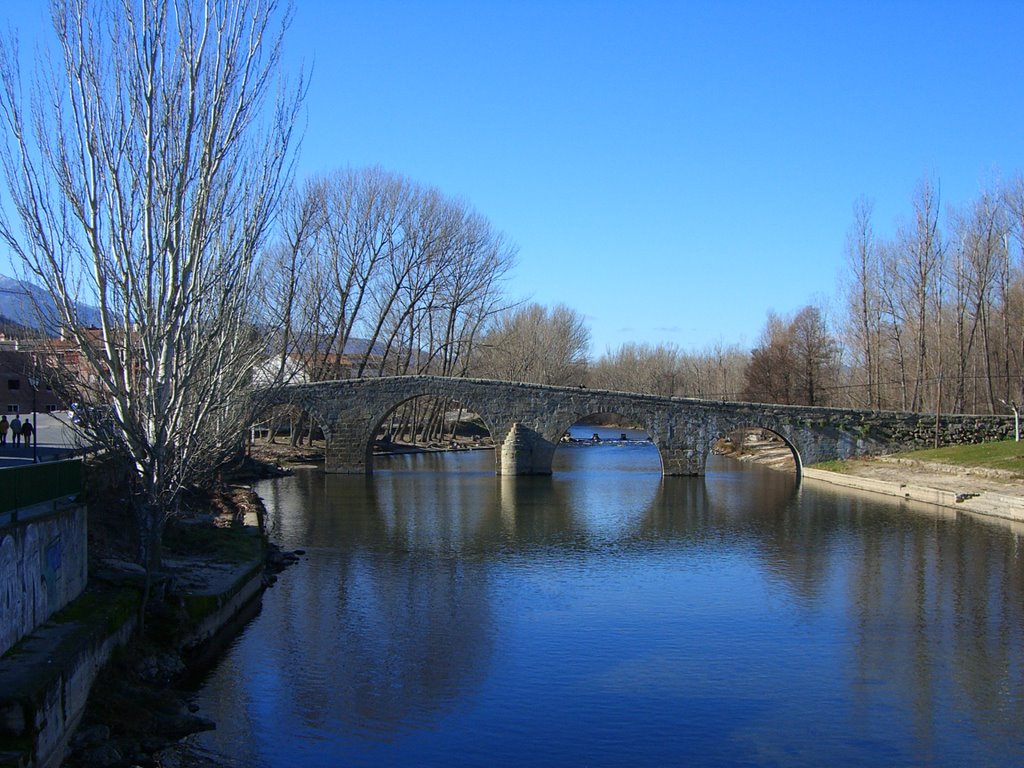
709,422,802,475
547,407,674,476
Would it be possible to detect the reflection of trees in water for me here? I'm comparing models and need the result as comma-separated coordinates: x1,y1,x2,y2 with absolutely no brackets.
250,469,498,736
845,501,1024,757
640,462,1024,748
636,460,838,604
240,463,1024,756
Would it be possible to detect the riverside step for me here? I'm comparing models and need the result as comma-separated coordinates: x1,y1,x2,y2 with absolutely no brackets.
802,467,1024,523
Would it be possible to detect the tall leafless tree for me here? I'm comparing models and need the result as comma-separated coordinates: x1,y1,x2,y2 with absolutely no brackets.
843,197,881,408
789,305,840,406
742,311,796,404
741,306,838,406
897,178,943,411
0,0,304,573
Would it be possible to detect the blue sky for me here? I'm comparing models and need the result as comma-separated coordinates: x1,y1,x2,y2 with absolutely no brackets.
4,1,1024,355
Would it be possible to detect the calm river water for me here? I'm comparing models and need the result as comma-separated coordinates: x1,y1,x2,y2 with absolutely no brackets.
189,429,1024,767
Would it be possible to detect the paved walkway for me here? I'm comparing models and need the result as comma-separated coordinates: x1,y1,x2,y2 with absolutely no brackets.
839,455,1024,494
0,412,85,467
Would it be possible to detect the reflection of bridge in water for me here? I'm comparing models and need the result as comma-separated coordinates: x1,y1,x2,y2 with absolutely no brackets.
237,461,1024,754
270,376,1012,476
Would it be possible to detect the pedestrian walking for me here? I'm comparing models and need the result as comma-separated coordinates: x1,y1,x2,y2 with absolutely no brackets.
10,415,21,447
0,415,8,447
21,420,32,448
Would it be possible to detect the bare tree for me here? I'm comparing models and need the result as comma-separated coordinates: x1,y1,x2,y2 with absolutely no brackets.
1004,175,1024,405
589,341,682,396
741,306,839,406
960,190,1008,412
589,339,748,400
742,311,796,404
896,178,943,411
876,240,912,409
473,303,590,386
843,197,881,408
0,0,304,573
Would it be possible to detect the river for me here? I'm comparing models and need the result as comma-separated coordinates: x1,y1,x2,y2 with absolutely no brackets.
188,428,1024,767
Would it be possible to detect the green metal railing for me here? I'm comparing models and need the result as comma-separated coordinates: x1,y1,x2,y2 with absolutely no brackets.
0,459,83,524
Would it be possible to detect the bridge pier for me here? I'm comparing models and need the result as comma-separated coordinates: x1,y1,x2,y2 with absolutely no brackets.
323,418,371,474
658,445,708,475
499,423,556,475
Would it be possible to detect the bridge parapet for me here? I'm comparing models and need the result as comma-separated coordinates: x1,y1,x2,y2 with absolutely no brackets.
264,376,1015,476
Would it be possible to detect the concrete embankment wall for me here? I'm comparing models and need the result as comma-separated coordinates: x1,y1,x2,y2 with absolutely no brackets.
0,503,88,658
802,468,1024,523
1,517,267,768
0,597,139,768
179,556,266,663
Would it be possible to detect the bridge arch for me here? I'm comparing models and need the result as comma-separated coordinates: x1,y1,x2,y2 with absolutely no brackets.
548,409,664,473
363,392,500,470
708,422,801,476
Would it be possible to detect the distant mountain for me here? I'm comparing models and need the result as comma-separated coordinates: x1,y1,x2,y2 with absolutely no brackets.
337,336,390,358
0,276,390,360
276,329,390,359
0,275,100,332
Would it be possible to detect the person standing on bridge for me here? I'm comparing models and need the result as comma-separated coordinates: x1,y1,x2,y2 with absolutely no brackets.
0,415,8,447
10,414,21,447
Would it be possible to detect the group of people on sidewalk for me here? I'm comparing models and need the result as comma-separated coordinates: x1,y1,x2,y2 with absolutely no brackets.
0,414,33,447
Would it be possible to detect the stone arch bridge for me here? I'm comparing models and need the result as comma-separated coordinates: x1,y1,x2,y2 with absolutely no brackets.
267,376,1012,476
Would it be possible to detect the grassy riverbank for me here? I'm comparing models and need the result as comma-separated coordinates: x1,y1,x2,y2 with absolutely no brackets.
893,439,1024,475
813,439,1024,479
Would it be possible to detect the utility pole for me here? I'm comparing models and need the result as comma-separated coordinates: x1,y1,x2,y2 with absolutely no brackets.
27,354,38,463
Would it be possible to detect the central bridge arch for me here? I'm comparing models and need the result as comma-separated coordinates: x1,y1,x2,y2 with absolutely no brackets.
364,391,500,469
266,376,1013,477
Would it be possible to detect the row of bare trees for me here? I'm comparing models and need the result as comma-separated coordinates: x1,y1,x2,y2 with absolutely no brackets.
842,177,1024,414
261,166,517,447
588,341,748,399
271,166,517,383
471,302,590,386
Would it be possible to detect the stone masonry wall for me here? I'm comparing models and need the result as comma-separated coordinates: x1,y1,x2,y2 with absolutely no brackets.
268,376,1016,476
